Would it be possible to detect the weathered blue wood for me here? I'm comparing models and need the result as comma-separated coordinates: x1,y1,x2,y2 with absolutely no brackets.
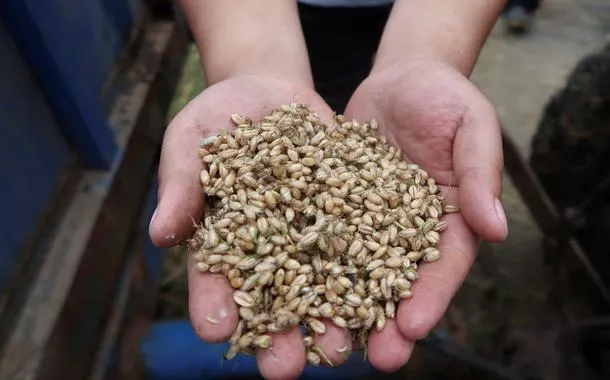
0,18,72,294
0,0,142,169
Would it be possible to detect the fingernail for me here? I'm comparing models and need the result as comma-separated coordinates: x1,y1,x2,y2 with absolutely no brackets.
494,199,508,237
149,206,158,235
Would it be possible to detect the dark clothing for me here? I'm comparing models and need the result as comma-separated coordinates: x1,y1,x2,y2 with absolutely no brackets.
298,3,392,113
298,0,541,113
506,0,541,12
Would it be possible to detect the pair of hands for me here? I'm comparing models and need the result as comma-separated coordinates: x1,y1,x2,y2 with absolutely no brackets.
149,58,508,379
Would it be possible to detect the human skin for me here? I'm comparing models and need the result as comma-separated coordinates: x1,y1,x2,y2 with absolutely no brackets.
344,1,509,371
149,0,509,378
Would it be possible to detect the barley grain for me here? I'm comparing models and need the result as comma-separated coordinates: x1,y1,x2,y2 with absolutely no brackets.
190,103,451,361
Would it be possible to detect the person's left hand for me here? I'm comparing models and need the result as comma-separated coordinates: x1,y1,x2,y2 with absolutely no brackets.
344,58,509,372
149,74,357,380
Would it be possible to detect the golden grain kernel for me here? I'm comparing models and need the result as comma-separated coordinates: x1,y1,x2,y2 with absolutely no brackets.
302,157,316,167
347,239,363,256
307,351,321,366
443,204,459,213
331,315,347,328
375,309,387,331
253,335,272,348
298,231,319,250
365,259,384,272
307,318,327,334
405,270,418,281
230,277,244,289
423,248,440,262
196,262,210,274
192,104,451,359
344,293,362,307
369,267,387,280
384,257,403,268
234,291,255,308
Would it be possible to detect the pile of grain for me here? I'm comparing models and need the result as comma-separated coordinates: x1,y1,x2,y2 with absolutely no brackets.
189,103,456,366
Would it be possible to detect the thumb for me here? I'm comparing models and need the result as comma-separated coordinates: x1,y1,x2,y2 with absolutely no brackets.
149,120,205,248
453,100,508,243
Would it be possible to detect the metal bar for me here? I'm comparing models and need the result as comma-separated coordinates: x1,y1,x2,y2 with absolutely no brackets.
566,171,610,225
501,129,610,305
501,130,561,234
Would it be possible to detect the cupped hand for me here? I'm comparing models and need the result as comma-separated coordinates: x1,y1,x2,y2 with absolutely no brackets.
148,74,355,380
344,59,509,372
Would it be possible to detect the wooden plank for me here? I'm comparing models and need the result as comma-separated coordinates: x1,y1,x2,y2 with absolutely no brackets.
0,19,186,380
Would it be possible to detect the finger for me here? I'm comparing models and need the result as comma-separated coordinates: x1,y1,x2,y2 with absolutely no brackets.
149,112,206,247
311,320,352,366
453,100,508,243
187,254,238,342
367,320,414,372
257,328,306,380
397,188,478,340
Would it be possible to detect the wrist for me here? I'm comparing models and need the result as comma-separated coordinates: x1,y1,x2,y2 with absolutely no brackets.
197,43,314,89
371,53,462,78
372,0,507,77
178,0,314,87
210,71,316,97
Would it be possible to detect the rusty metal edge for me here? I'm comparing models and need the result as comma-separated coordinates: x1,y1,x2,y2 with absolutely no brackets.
501,129,610,307
0,18,186,380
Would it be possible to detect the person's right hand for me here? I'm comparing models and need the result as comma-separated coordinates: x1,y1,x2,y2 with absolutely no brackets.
148,74,354,380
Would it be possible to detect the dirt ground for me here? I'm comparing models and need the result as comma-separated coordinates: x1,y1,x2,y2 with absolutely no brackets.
156,1,610,378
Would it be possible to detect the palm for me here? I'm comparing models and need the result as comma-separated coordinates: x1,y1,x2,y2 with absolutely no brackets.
344,61,508,371
348,62,482,183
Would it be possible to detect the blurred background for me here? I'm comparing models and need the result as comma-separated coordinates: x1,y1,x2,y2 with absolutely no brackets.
1,0,610,379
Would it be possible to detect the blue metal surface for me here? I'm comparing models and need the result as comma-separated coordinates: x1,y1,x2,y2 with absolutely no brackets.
0,0,142,169
141,321,377,379
0,18,72,294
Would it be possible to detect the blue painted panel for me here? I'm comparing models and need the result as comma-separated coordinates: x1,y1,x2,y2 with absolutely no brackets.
0,0,143,169
0,19,72,293
141,321,376,380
